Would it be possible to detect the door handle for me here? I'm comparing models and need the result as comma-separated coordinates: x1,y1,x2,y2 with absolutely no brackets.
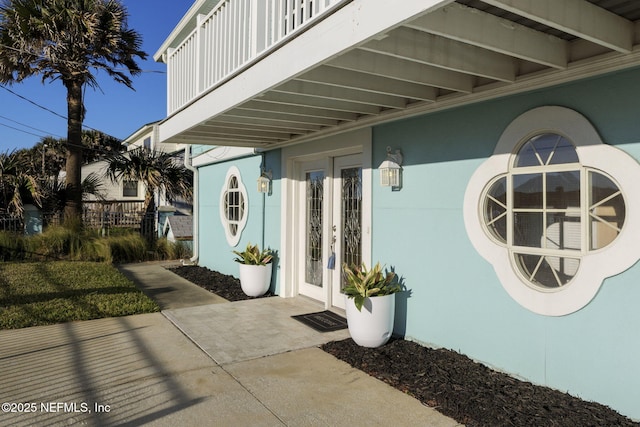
328,226,337,270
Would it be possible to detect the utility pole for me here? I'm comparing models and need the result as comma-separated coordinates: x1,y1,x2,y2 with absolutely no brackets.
41,143,47,177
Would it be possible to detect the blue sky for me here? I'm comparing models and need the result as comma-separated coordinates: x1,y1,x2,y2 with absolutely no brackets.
0,0,194,152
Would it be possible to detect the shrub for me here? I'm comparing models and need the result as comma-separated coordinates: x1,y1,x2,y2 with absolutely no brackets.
75,238,112,263
0,231,25,261
170,241,192,259
154,237,171,260
107,233,148,263
153,238,192,261
0,227,192,264
32,225,80,259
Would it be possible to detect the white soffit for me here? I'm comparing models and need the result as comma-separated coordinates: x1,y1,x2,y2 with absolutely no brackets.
159,0,640,148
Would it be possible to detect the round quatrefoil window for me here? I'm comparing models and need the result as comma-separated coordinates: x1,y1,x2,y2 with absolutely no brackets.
219,166,248,246
464,107,640,316
483,134,625,290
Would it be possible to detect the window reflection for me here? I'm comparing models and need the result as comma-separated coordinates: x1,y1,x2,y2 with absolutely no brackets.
482,133,625,291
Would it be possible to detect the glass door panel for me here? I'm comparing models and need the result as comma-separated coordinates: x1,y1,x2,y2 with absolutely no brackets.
340,166,363,287
305,171,324,286
332,155,362,309
298,159,328,303
296,154,364,310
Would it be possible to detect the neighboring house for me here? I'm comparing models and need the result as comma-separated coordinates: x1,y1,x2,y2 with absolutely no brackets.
81,122,164,207
162,214,193,250
79,156,147,230
81,121,192,228
154,0,640,419
81,158,144,206
122,121,192,214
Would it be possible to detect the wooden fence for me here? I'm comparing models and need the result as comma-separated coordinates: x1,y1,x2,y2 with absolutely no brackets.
0,214,22,233
1,201,156,238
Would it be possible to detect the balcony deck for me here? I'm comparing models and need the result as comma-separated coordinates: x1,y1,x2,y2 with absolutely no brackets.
155,0,640,149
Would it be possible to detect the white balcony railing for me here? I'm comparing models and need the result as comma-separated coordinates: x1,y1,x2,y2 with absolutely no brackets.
166,0,348,114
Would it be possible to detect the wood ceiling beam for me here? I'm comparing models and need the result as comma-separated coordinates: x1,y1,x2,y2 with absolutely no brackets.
202,120,306,134
298,65,438,101
179,135,274,146
258,91,383,115
362,26,516,82
274,80,408,109
327,49,474,92
215,114,325,131
237,99,359,121
185,126,292,140
407,2,568,69
482,0,633,53
224,108,339,126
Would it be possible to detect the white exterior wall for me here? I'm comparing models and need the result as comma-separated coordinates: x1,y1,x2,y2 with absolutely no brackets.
81,160,144,202
124,122,183,153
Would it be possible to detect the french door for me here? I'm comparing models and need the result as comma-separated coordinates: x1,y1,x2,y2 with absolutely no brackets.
298,154,363,309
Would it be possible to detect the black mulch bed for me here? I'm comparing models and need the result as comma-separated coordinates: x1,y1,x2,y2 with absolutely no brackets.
166,265,637,426
166,265,274,301
322,339,639,427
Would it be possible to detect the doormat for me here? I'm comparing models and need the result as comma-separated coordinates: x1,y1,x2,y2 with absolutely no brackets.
292,310,348,333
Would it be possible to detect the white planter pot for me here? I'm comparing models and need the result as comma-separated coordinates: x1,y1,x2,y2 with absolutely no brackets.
238,263,272,297
345,293,395,348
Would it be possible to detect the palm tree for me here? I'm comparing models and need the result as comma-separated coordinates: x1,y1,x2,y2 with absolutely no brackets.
105,148,193,214
38,171,105,224
0,0,146,224
81,130,124,163
0,150,41,215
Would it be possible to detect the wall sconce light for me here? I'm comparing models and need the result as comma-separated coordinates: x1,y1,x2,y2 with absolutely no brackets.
257,170,272,194
379,146,403,187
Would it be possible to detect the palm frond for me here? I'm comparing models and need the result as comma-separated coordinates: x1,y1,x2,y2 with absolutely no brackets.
104,147,193,211
81,172,106,201
0,150,42,214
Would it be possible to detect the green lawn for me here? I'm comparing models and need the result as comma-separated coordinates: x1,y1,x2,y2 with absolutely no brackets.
0,262,160,329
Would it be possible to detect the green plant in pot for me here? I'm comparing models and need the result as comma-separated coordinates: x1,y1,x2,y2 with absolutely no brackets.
233,242,273,265
343,262,401,348
232,243,273,296
343,262,400,311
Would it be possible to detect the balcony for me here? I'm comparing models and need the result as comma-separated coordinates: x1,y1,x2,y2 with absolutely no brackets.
156,0,348,114
155,0,640,149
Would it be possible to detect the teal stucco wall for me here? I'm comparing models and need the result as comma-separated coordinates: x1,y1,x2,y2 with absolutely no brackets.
193,67,640,419
197,150,282,293
371,67,640,420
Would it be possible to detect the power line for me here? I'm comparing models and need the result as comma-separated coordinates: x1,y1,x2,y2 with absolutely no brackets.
0,88,125,156
0,84,67,120
0,126,122,156
0,122,46,139
0,47,163,150
0,84,123,142
0,114,65,139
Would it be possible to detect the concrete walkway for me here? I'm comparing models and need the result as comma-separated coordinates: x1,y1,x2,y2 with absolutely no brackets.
0,262,461,426
117,261,227,309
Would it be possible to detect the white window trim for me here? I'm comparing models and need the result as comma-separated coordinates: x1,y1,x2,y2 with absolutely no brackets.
464,106,640,316
219,166,248,247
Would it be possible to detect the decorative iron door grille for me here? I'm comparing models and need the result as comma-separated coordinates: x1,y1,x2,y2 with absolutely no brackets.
305,171,324,286
340,167,362,290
